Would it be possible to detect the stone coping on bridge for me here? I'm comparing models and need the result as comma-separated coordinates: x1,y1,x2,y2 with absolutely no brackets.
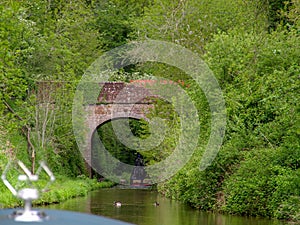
97,81,156,104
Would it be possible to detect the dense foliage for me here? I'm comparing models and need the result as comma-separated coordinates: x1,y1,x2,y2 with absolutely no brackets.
0,0,299,222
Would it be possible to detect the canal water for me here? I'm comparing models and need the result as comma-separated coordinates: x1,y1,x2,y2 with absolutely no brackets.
44,188,287,225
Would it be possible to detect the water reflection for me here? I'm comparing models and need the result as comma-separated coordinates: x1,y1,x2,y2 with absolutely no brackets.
44,188,287,225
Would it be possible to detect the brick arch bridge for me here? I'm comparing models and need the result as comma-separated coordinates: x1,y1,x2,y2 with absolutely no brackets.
84,82,157,177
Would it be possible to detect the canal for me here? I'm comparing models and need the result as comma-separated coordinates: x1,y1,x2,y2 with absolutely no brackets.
44,188,287,225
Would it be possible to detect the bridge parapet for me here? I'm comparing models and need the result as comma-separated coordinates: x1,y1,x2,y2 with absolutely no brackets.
97,82,155,104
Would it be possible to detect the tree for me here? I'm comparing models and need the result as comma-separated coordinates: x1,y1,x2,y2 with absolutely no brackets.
92,0,151,50
133,0,269,53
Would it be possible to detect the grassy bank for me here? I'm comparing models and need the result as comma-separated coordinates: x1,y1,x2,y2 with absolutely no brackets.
0,176,114,208
0,131,114,209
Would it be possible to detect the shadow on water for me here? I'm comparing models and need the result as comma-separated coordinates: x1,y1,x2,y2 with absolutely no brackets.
43,188,288,225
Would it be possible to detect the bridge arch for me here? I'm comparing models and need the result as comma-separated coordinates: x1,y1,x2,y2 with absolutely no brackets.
90,116,149,179
83,82,155,177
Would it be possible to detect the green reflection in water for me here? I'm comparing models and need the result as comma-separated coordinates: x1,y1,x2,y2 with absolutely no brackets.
44,188,287,225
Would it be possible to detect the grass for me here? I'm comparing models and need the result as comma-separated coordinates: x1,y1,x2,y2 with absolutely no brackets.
0,176,114,208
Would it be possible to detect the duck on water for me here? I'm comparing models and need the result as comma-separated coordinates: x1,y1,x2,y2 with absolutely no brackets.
114,201,122,207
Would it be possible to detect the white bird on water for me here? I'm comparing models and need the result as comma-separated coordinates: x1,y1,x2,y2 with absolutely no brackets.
114,201,122,207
